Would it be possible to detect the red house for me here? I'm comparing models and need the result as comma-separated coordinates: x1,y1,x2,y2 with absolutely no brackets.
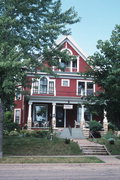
14,36,106,135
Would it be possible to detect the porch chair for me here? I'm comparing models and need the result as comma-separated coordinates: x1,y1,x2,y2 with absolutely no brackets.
74,120,80,128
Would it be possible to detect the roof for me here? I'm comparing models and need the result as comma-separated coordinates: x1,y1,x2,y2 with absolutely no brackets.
56,36,88,60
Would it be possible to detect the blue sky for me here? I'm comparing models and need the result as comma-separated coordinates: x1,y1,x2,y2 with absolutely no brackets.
61,0,120,56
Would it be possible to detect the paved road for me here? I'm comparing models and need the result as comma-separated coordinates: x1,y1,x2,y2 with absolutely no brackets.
0,163,120,180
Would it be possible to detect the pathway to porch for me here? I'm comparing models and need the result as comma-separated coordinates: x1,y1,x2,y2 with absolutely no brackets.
73,139,110,155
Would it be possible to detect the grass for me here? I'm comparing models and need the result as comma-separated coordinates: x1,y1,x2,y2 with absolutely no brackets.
91,137,120,155
3,136,82,156
0,156,103,163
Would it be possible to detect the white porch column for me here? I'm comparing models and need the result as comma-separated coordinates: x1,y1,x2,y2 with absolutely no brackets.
52,102,56,129
27,102,32,130
103,110,108,133
80,104,85,129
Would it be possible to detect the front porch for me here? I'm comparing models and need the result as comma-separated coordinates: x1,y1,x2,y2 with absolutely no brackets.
27,96,108,136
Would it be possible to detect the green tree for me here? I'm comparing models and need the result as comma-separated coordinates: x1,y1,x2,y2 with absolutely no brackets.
87,25,120,129
0,0,80,158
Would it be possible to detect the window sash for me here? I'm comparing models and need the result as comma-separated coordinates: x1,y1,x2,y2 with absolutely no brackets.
15,110,20,124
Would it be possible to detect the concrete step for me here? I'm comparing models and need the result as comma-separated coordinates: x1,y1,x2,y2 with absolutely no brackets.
81,145,109,155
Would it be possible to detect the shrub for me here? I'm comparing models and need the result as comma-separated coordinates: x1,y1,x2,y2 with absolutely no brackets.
9,130,20,136
102,131,117,140
65,138,70,144
108,122,118,131
4,111,20,132
89,120,103,132
89,120,103,138
108,138,115,145
20,130,49,138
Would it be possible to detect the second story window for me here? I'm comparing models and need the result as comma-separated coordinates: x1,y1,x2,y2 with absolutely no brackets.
78,82,85,96
32,77,55,95
40,77,47,94
77,81,94,96
61,79,70,87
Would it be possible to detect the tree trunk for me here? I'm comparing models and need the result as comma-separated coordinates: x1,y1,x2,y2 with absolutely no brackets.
0,99,3,158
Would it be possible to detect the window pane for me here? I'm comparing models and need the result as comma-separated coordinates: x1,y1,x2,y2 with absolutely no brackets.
87,82,93,95
33,79,39,94
34,105,48,128
40,77,47,93
15,110,20,124
78,82,85,95
49,81,54,94
73,60,77,68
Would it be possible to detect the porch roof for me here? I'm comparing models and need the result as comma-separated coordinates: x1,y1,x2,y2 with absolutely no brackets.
29,95,87,104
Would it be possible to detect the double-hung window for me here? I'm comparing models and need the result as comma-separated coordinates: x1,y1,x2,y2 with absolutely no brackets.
40,77,47,94
14,109,21,124
77,81,94,96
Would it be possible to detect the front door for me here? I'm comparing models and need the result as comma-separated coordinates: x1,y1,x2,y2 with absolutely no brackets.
56,106,64,127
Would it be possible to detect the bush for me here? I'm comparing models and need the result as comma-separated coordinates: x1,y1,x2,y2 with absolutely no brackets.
65,138,70,144
4,111,20,132
20,130,49,138
102,131,117,140
89,120,103,132
108,138,115,144
9,130,20,136
108,122,118,131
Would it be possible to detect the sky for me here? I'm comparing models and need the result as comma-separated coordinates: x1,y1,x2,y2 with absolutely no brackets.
61,0,120,56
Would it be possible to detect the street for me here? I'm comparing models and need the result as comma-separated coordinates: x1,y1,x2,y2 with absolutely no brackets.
0,163,120,180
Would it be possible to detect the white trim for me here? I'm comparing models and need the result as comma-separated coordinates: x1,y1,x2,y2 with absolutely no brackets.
77,56,79,72
15,87,22,100
14,108,21,124
61,79,70,87
31,77,56,96
76,80,95,96
56,36,88,60
49,79,56,96
61,48,73,55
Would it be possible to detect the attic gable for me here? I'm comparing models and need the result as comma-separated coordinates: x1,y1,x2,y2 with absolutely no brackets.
56,36,88,60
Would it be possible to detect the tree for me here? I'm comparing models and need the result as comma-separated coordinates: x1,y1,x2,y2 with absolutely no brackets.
0,0,80,157
0,0,80,109
87,25,120,129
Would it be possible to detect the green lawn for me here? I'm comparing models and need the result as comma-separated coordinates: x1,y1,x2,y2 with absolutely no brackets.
0,156,103,163
3,136,82,156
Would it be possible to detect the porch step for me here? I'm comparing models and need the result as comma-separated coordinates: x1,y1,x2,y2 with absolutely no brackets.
58,128,85,139
83,129,89,138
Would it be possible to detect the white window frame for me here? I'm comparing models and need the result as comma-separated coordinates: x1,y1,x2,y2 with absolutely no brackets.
77,80,95,96
15,87,22,100
14,108,21,124
61,79,70,87
31,77,56,96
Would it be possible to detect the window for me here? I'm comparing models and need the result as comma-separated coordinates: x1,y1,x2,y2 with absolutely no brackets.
77,81,94,96
49,81,54,94
87,82,93,95
15,87,22,100
78,82,85,96
40,77,47,93
32,79,39,94
32,77,55,95
14,109,21,124
33,104,48,127
72,59,77,68
61,79,70,87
